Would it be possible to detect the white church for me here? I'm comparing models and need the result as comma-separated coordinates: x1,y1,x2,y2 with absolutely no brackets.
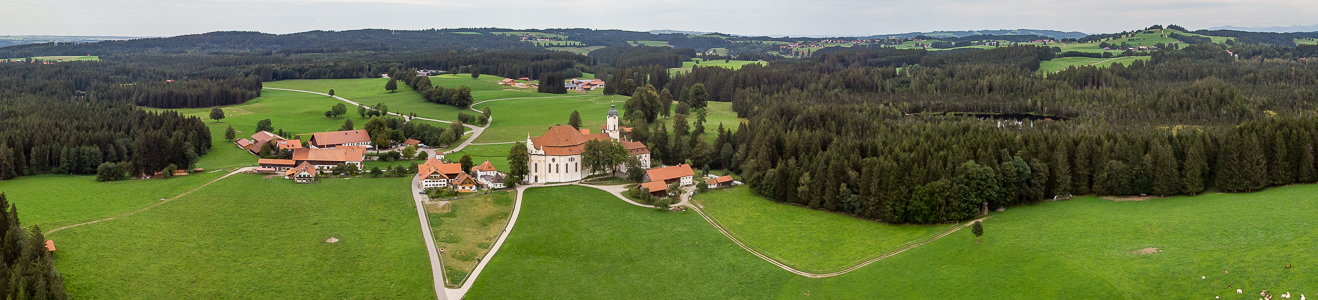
525,105,651,183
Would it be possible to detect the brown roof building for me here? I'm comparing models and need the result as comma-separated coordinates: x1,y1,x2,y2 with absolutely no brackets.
704,175,735,188
645,164,695,187
291,146,366,171
310,130,372,149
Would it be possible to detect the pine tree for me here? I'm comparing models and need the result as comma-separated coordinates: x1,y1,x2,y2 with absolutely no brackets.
1072,140,1092,194
1271,134,1292,186
1051,142,1071,196
1295,130,1315,183
1182,141,1206,195
972,221,984,243
1150,140,1180,196
1246,135,1269,190
568,110,582,130
224,126,236,141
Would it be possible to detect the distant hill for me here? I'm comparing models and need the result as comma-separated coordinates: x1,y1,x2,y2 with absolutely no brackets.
865,29,1087,40
0,35,142,48
649,29,710,36
1211,24,1318,33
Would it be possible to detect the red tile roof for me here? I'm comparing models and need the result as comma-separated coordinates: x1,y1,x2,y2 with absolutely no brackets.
404,139,421,146
705,175,734,185
646,164,694,182
310,130,371,147
640,181,668,194
473,160,497,172
257,159,296,166
276,140,303,150
285,161,317,176
292,146,366,163
44,240,55,252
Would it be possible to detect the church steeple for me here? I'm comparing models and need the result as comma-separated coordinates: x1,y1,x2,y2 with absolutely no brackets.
606,104,620,140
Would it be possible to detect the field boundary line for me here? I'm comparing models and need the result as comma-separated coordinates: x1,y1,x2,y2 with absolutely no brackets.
45,167,255,235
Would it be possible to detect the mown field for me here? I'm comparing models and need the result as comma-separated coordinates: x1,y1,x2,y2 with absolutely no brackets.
50,175,433,298
444,144,515,171
693,186,951,272
429,191,514,286
471,183,1318,299
471,94,618,143
0,172,225,229
2,55,100,62
671,58,763,74
1038,56,1151,74
263,78,465,123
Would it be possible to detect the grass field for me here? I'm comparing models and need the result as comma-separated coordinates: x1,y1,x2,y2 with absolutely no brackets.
1039,56,1151,74
673,58,764,74
471,94,618,143
548,46,604,55
470,183,1318,298
429,191,514,286
527,40,581,47
631,41,670,47
2,55,100,62
466,185,795,299
1298,38,1318,45
693,186,950,272
50,175,433,298
0,173,225,229
263,78,465,123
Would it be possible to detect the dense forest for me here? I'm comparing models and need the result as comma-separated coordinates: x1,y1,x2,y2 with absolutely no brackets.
602,42,1318,224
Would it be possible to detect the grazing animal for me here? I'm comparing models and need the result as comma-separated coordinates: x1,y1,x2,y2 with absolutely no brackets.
1286,264,1291,269
1238,289,1243,294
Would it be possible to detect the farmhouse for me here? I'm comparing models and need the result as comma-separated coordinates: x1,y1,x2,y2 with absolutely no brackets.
453,173,480,192
309,130,372,149
236,131,288,155
257,159,297,171
284,162,318,183
291,146,366,171
416,157,465,188
704,175,735,189
644,164,695,187
525,105,650,183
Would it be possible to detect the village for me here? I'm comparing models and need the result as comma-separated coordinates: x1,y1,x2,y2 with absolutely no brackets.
232,104,734,201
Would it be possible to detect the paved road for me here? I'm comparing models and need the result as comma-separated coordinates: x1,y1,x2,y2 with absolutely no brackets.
410,178,450,300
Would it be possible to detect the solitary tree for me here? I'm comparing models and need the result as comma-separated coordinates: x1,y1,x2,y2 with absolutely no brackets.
224,125,237,141
402,145,418,160
358,105,368,118
688,83,709,109
386,78,398,92
568,110,582,130
328,89,335,97
209,108,225,122
972,221,984,243
470,67,480,78
340,119,354,131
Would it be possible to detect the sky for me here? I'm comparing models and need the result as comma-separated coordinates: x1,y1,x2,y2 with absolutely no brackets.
5,0,1317,37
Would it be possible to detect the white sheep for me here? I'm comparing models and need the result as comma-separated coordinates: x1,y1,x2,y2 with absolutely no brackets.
1239,289,1244,294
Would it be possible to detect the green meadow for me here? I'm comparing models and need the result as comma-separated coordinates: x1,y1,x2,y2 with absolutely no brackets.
0,172,224,230
693,186,951,272
263,78,465,123
444,144,515,172
1038,56,1151,74
472,94,619,143
50,175,432,298
471,183,1318,299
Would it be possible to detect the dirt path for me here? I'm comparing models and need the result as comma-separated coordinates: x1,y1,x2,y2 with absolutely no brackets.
690,204,992,278
44,167,256,236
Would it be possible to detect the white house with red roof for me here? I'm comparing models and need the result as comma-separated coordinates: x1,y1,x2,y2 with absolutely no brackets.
524,105,649,183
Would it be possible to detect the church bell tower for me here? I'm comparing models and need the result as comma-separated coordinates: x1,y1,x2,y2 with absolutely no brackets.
606,104,620,140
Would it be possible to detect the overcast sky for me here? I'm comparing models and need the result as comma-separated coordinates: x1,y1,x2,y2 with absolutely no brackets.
5,0,1316,37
